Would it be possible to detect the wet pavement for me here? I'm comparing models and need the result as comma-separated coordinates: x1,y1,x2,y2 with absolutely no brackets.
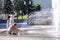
0,26,59,40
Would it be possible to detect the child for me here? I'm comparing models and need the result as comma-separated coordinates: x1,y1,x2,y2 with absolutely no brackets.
7,12,16,31
9,23,22,35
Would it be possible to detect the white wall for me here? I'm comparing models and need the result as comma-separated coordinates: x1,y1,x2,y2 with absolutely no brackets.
33,0,52,9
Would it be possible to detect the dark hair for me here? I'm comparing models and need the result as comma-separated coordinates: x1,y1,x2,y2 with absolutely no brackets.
7,16,10,20
8,16,10,18
14,23,17,26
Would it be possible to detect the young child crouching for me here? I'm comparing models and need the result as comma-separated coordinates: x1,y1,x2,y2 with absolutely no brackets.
9,23,22,35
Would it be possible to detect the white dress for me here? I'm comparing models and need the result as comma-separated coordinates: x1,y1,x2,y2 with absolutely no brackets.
10,15,14,24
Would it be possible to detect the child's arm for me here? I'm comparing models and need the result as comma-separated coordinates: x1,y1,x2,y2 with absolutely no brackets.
14,13,17,17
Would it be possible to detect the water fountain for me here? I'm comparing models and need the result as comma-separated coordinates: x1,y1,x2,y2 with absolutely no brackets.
27,8,52,25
